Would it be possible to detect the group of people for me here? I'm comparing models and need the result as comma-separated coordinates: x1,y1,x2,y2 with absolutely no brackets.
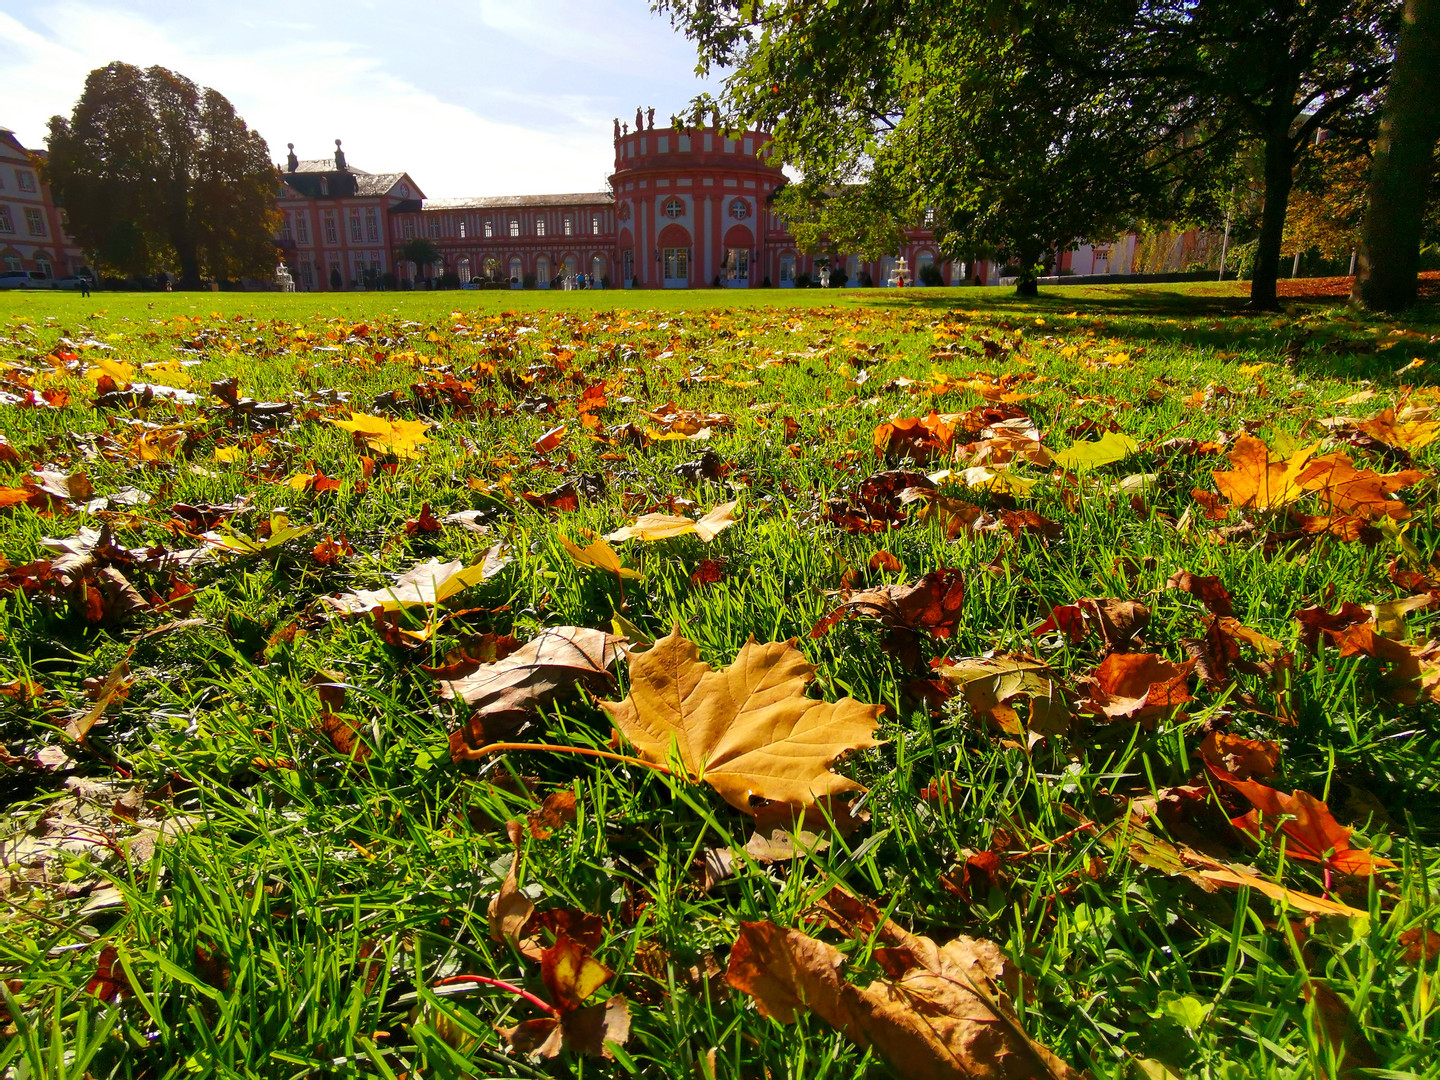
559,272,599,290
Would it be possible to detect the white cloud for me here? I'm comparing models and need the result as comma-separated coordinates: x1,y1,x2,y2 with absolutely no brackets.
0,0,717,198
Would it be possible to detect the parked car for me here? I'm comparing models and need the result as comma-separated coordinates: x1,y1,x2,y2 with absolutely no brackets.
0,270,50,289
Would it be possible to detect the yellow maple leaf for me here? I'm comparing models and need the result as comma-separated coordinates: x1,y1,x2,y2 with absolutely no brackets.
603,627,883,814
605,502,738,543
326,412,431,460
84,357,136,383
562,534,641,578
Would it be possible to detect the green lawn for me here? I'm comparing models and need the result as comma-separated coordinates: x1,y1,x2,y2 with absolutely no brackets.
1,284,1438,1079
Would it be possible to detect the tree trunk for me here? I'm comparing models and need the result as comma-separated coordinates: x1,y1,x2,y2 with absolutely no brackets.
1250,129,1296,309
1015,278,1039,297
178,253,202,290
1351,0,1440,312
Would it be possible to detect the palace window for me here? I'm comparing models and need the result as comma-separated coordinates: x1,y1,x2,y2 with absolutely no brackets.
622,249,634,283
657,136,669,153
563,215,573,236
3,255,19,272
729,198,749,220
678,134,691,152
324,212,338,244
509,218,519,238
36,256,51,278
428,220,441,239
537,218,546,237
725,248,750,281
0,206,14,233
458,257,471,284
0,171,5,189
280,217,293,243
779,254,796,284
319,176,329,196
663,197,684,219
402,221,413,239
508,256,522,282
458,220,467,239
25,208,45,236
536,255,551,283
349,210,363,242
16,170,37,192
300,261,314,289
366,209,380,241
295,214,309,243
484,219,493,238
591,215,600,235
663,247,688,281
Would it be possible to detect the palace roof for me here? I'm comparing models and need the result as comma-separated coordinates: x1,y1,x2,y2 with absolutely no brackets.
419,192,613,211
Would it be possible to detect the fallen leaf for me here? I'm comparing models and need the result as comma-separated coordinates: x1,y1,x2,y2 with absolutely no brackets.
605,501,739,543
1212,434,1319,510
326,412,431,460
1052,430,1138,473
324,555,505,615
1211,766,1394,875
1080,653,1194,722
725,902,1081,1080
445,626,625,757
562,534,642,579
1200,731,1280,779
603,627,883,814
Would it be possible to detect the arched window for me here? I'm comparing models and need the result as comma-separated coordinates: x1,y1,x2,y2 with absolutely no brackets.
483,256,499,280
779,253,796,285
663,197,685,219
729,198,749,221
916,251,935,284
457,257,471,284
536,255,551,285
591,254,606,284
508,256,522,283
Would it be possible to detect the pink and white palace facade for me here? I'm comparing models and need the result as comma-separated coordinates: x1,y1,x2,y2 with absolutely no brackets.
276,116,974,291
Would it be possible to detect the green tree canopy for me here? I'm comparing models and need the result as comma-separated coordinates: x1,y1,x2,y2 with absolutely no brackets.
44,62,280,286
657,0,1401,306
399,238,441,283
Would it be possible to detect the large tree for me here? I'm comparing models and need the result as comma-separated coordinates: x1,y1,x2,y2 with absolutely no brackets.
44,62,279,287
657,0,1401,307
1351,0,1440,311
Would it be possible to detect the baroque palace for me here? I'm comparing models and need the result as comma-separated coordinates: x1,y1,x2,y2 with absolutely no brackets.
276,111,1067,292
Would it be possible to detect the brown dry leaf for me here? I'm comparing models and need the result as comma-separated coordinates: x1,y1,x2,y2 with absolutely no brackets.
603,627,883,814
1166,571,1234,616
812,568,966,640
1295,452,1425,521
64,661,132,741
1304,980,1380,1080
873,411,956,462
725,908,1081,1080
1082,597,1150,651
1329,622,1440,706
1211,766,1394,875
605,501,739,543
496,934,630,1060
445,627,624,758
1080,653,1194,722
488,820,534,950
934,655,1072,743
1200,731,1280,780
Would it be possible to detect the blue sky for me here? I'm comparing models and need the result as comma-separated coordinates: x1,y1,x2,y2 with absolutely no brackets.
0,0,721,198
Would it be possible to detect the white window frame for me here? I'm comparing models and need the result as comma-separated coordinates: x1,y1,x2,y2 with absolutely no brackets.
0,206,13,234
25,207,45,237
16,170,37,193
663,198,684,219
509,218,519,238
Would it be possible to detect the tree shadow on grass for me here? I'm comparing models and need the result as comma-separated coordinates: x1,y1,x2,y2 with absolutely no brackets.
861,285,1440,385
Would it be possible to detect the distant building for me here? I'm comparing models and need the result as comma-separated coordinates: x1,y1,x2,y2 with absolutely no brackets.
0,129,86,280
276,119,967,291
276,115,1212,292
276,139,424,292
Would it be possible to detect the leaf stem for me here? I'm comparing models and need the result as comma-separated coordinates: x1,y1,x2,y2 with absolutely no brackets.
431,974,559,1016
468,742,673,776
